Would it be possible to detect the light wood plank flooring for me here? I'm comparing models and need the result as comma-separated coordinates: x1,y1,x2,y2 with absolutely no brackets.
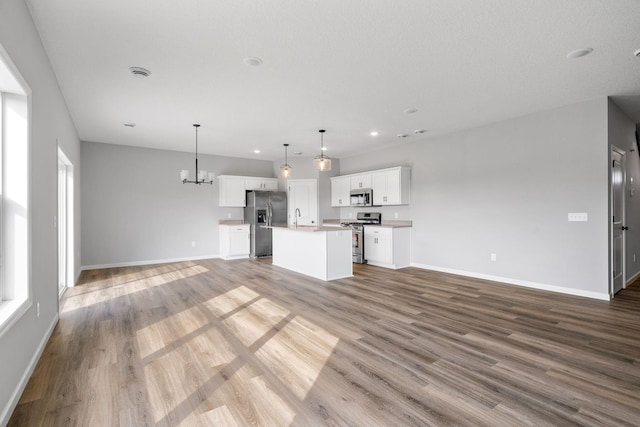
9,259,640,426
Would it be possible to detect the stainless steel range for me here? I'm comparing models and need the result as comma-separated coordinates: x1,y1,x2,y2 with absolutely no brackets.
341,212,382,263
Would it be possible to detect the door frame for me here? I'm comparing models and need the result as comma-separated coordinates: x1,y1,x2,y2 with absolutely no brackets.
57,145,74,296
610,146,626,297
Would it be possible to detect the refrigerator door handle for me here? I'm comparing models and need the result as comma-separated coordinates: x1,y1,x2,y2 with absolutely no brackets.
267,202,272,226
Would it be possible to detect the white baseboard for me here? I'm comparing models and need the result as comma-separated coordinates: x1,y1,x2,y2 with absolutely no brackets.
410,262,611,301
626,270,640,287
1,313,58,427
81,254,220,271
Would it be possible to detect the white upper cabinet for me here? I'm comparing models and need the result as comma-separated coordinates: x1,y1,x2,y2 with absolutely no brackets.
350,174,372,190
330,176,351,207
219,175,280,207
330,166,411,207
245,178,279,191
372,167,410,206
219,176,247,207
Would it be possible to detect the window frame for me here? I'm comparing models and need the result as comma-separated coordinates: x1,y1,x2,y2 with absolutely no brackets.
0,43,32,339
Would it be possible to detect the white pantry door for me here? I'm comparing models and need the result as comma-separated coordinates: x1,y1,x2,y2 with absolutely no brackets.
287,179,318,226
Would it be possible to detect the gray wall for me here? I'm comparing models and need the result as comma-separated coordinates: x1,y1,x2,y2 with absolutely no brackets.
340,98,611,297
608,99,640,284
81,141,275,268
0,0,82,423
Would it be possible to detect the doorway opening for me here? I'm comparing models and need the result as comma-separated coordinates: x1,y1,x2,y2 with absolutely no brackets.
611,147,626,296
58,146,74,296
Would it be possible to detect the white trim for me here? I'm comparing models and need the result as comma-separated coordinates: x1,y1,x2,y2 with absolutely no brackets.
0,299,31,340
626,270,640,287
411,262,611,301
81,254,220,271
0,313,58,427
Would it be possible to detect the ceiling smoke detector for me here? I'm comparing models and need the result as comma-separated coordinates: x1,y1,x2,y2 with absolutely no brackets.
243,57,263,67
123,122,136,128
634,48,640,57
129,66,151,78
403,108,418,115
414,129,427,134
397,133,409,138
566,48,593,59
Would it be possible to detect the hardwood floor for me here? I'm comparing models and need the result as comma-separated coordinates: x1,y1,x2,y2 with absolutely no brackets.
9,259,640,426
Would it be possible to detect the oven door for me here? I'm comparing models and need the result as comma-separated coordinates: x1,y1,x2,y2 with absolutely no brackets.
352,226,366,264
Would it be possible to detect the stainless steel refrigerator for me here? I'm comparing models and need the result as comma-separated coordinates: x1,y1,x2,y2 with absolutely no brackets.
244,191,287,258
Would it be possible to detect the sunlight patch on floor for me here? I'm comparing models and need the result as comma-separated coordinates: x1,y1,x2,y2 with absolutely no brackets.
143,327,236,424
62,265,208,313
221,298,291,347
202,285,260,317
136,305,210,359
255,315,339,400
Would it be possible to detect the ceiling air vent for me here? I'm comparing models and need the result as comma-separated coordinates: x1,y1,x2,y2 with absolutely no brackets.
129,66,151,78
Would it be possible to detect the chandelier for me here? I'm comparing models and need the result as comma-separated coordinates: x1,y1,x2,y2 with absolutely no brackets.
180,124,215,185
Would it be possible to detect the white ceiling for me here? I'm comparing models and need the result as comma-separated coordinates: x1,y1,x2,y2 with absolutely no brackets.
26,0,640,161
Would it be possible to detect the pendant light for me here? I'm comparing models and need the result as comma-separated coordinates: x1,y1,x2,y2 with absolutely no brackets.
280,143,292,178
314,129,331,171
180,124,215,185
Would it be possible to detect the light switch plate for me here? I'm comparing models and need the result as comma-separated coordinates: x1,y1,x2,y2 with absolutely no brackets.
568,212,588,222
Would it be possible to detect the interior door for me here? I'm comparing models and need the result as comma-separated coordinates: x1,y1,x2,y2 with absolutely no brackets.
287,179,318,226
611,148,626,295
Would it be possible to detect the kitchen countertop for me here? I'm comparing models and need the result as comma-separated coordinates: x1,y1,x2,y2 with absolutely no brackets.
218,220,245,225
322,219,413,228
262,225,345,232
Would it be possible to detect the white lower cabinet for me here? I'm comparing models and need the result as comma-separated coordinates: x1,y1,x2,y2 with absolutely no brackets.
364,226,410,269
219,224,250,260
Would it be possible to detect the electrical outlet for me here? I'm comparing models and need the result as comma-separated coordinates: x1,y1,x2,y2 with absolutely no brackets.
191,241,196,247
36,302,40,317
394,212,399,219
227,213,231,219
568,213,588,222
490,253,497,262
634,253,637,263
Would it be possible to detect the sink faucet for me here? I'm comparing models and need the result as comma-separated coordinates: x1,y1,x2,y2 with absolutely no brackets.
295,208,301,228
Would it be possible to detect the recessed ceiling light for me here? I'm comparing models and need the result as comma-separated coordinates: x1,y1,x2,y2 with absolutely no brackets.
253,149,260,154
403,108,418,115
397,133,409,138
370,131,379,137
566,48,593,59
123,122,136,128
634,48,640,57
414,129,427,134
243,57,263,67
321,146,328,151
129,66,151,78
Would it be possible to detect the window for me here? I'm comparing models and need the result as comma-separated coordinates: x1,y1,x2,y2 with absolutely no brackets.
0,44,31,338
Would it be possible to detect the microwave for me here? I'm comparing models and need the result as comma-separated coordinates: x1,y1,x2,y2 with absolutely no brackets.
350,188,373,207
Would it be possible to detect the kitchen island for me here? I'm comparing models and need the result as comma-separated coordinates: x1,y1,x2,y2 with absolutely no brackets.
269,226,352,281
